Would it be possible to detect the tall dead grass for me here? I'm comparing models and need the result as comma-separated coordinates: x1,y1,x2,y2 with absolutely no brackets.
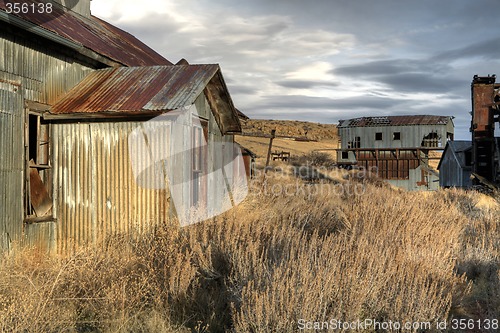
0,174,499,332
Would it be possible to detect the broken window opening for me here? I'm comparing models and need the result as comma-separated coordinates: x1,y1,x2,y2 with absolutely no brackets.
25,111,53,220
421,132,441,148
347,136,360,149
393,132,401,140
375,132,383,141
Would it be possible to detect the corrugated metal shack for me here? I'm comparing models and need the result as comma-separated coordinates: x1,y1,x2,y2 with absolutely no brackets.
437,141,473,188
0,1,242,254
337,115,454,191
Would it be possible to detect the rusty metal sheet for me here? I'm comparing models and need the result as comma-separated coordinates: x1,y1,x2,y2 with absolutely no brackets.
48,64,241,133
338,115,451,128
50,65,220,114
29,162,53,217
0,0,171,66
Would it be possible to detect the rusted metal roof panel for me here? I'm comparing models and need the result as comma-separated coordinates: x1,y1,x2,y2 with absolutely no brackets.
338,115,451,128
0,0,171,66
50,65,220,114
49,64,242,133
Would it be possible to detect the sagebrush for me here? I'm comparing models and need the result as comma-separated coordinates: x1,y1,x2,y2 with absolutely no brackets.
0,173,499,332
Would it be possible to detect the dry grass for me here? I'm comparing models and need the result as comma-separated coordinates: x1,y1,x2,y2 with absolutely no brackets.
0,172,499,332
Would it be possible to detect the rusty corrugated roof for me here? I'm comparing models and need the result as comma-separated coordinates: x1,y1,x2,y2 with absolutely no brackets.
0,0,171,66
49,65,242,133
338,115,451,128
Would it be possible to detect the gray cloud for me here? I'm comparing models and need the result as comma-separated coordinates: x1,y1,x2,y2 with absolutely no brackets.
333,58,464,93
275,80,340,89
434,36,500,63
92,0,500,139
254,94,406,111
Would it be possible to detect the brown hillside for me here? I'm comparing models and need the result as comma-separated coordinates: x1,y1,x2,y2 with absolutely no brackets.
240,119,338,141
236,119,339,161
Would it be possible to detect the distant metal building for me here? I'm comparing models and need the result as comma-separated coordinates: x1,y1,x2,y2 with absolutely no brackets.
437,141,473,188
337,115,454,190
0,1,242,254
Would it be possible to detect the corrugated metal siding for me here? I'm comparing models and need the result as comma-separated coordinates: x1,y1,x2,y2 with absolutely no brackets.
0,86,24,252
439,146,473,188
52,122,169,254
24,222,56,254
0,32,94,105
339,124,452,149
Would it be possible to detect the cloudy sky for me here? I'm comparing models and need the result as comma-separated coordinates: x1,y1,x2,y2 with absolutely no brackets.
92,0,500,139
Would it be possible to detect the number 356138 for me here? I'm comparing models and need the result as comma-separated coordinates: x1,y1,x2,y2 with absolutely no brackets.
5,2,53,14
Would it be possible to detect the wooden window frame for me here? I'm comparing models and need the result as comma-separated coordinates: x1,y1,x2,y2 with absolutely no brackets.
191,117,209,208
24,110,54,222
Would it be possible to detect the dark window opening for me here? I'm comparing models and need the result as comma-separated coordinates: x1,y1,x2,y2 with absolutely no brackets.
25,112,53,220
341,151,349,159
347,136,361,149
28,114,38,162
447,132,454,141
375,132,383,141
393,132,401,140
464,150,472,166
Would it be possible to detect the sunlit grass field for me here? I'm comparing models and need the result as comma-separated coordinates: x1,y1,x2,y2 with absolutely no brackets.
0,157,499,332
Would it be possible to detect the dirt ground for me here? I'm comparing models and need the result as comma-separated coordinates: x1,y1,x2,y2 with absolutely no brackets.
235,119,339,166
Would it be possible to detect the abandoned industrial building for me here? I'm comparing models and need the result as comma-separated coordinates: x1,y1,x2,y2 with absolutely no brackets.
0,1,244,253
337,115,454,191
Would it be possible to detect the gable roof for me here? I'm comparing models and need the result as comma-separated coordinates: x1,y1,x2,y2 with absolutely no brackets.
0,2,171,66
437,140,472,170
338,115,452,128
48,65,242,133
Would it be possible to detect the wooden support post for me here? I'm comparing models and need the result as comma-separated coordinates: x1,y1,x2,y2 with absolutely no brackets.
264,129,276,174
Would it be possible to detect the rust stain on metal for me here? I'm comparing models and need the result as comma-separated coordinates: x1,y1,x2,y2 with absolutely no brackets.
0,78,21,87
49,65,242,133
50,65,221,114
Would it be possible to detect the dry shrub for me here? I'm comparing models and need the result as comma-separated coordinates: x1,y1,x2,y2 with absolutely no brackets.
290,151,336,169
230,179,470,332
0,175,498,332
